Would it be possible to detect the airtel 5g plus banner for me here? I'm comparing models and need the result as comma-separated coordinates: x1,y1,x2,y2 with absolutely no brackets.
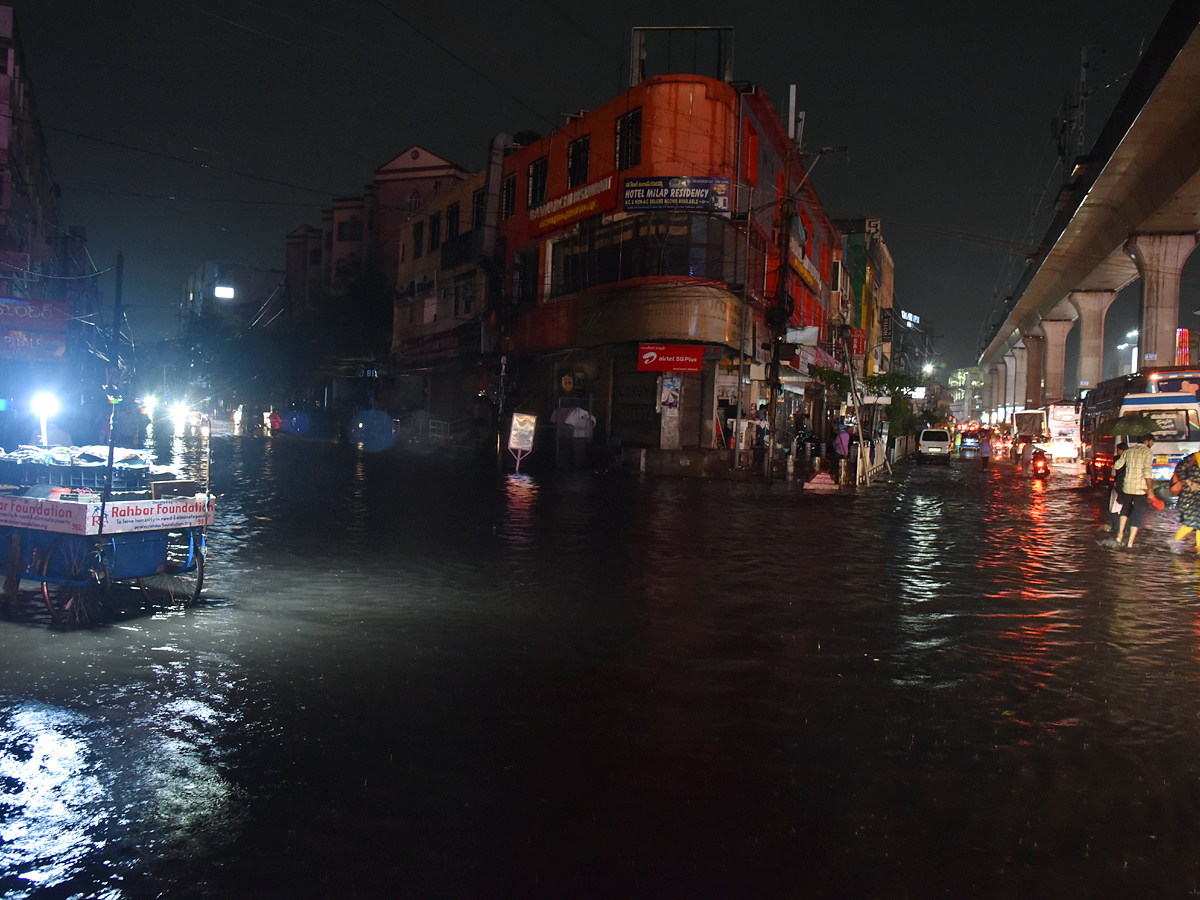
636,344,704,373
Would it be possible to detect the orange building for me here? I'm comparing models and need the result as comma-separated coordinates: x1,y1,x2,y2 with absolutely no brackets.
494,73,841,463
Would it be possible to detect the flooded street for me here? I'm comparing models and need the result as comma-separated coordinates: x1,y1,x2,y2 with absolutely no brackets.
3,433,1200,898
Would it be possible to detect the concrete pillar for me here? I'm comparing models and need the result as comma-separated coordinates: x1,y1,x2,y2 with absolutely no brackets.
1127,233,1199,368
983,365,996,422
1068,290,1118,391
1010,344,1028,411
1005,352,1019,417
994,359,1007,424
1022,328,1045,408
1039,319,1074,403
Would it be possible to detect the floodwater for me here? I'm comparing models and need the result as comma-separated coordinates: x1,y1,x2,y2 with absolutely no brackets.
2,431,1200,899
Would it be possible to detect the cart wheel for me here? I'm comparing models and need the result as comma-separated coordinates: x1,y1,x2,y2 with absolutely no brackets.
0,526,19,606
138,529,205,607
41,536,110,628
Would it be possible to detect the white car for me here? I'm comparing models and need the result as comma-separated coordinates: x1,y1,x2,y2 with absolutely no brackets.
918,428,952,464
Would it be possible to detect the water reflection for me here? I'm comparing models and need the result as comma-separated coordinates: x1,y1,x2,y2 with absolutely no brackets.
0,638,245,898
4,446,1200,897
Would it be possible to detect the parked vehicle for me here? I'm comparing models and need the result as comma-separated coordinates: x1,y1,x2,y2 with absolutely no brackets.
917,428,952,464
1082,368,1200,482
1115,393,1200,485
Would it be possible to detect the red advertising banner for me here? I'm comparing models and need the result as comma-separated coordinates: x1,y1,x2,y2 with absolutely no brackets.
637,343,704,372
0,299,70,332
850,328,867,357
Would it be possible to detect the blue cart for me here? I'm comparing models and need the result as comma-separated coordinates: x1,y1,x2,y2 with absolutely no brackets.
0,493,211,628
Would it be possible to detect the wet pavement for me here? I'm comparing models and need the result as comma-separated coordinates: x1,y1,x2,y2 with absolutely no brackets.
2,431,1200,898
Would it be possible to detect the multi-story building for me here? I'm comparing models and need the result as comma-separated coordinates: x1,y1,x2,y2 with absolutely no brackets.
0,6,99,443
285,147,470,318
489,71,841,462
181,261,285,332
392,168,495,418
834,218,894,377
948,367,985,424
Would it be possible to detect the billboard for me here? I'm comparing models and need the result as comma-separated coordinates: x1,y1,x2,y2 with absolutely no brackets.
637,344,705,372
0,299,71,362
622,177,731,212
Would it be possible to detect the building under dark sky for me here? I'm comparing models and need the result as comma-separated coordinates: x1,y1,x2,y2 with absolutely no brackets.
14,0,1196,370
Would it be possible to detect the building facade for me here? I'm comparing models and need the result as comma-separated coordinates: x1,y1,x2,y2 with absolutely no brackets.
948,367,984,424
181,261,286,332
285,147,470,319
834,218,894,377
0,6,99,443
391,169,495,420
485,73,842,461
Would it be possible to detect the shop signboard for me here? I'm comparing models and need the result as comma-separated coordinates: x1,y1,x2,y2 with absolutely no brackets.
0,495,214,536
0,329,68,362
507,413,537,473
508,413,536,452
851,328,867,357
0,299,70,332
622,176,731,212
637,343,704,373
529,176,617,234
0,298,71,362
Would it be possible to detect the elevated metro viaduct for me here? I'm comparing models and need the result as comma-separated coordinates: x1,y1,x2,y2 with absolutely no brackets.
979,0,1200,422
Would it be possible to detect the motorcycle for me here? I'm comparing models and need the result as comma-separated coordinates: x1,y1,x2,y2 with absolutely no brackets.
1030,448,1050,478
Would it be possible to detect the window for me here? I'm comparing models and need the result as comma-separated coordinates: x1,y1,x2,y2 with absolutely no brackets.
336,216,362,242
325,231,332,251
308,248,321,266
412,221,424,259
429,212,441,251
472,189,487,229
527,156,549,209
515,245,540,303
446,202,460,238
408,190,420,212
568,135,590,188
454,275,476,317
549,213,738,298
501,174,517,219
742,120,759,186
616,107,642,171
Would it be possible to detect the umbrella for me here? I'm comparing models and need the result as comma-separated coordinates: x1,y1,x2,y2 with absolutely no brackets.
1095,413,1161,437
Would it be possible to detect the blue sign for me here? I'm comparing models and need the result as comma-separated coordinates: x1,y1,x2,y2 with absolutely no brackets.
622,177,731,212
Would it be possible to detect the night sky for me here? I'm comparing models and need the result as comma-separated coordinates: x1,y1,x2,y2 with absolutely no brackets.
16,0,1196,375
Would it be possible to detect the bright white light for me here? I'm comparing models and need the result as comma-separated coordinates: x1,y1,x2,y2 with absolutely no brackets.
143,395,157,415
31,392,59,419
170,403,189,427
214,286,235,299
1127,329,1139,339
923,363,934,375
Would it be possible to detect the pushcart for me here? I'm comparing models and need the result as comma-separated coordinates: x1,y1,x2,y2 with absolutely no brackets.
0,485,214,628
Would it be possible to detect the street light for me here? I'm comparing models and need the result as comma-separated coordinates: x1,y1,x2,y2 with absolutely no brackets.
31,391,59,447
